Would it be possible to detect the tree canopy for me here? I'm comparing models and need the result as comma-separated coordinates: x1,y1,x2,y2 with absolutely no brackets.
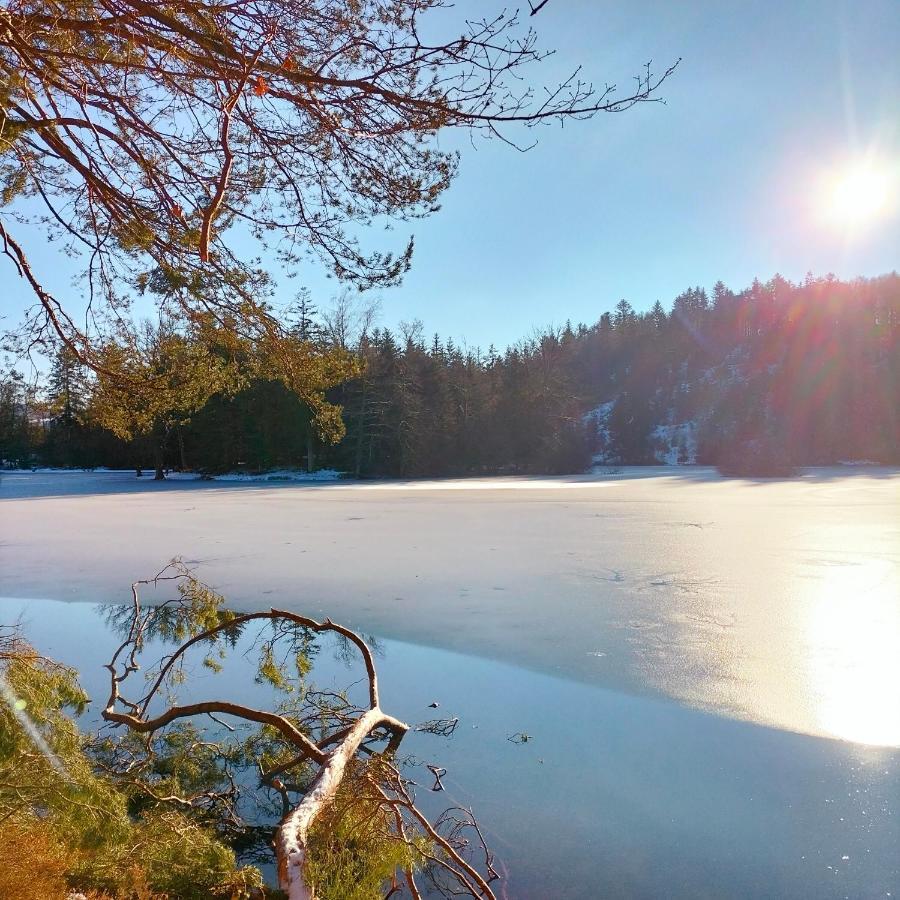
0,0,677,372
89,314,356,476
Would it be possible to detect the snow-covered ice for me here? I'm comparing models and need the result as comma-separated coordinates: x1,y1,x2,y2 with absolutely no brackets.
3,466,899,898
2,465,899,747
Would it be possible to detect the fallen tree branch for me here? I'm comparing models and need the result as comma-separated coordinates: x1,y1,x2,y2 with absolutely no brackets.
99,564,497,899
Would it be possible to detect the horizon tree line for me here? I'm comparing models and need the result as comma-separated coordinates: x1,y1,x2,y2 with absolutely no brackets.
2,271,898,476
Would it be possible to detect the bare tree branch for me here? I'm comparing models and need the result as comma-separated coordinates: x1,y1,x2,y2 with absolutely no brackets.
99,565,498,898
0,1,678,373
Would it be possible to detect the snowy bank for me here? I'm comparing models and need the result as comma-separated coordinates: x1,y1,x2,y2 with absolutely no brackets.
2,466,343,483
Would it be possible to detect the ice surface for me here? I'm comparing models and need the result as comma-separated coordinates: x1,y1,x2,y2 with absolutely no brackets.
7,596,898,900
2,466,899,746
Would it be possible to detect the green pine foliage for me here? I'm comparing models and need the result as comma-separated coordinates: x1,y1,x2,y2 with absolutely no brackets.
303,761,421,900
0,627,265,899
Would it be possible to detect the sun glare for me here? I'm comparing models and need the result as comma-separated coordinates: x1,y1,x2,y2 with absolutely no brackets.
822,159,897,230
803,557,900,747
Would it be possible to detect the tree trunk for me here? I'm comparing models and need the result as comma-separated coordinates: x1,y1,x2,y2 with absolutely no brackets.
353,378,368,478
306,430,315,473
154,442,165,480
275,708,407,899
177,427,188,471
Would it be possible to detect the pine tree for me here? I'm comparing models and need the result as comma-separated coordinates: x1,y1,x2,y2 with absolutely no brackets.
613,299,637,330
47,346,89,426
289,291,322,343
649,300,667,330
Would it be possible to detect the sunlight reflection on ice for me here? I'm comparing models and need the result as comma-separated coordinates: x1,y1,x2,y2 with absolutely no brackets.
803,558,900,746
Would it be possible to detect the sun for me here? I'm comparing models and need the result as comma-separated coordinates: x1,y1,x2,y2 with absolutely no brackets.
822,159,896,229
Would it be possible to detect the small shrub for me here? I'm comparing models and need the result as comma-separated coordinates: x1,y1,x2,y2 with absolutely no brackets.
0,819,70,900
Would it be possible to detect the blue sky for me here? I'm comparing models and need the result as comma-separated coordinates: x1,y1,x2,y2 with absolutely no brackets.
2,0,899,351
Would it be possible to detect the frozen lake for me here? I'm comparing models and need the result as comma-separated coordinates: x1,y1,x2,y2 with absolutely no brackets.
2,467,899,897
3,466,899,745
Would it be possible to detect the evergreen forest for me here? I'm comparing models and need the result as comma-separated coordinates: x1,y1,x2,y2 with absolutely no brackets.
3,272,898,477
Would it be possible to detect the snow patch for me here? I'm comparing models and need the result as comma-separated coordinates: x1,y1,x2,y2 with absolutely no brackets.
584,400,615,464
650,421,698,465
167,468,343,483
0,467,344,482
213,468,342,483
0,466,124,473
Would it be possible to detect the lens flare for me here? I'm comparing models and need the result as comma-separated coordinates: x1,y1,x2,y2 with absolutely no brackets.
0,672,69,777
